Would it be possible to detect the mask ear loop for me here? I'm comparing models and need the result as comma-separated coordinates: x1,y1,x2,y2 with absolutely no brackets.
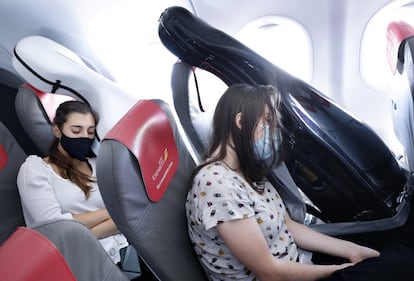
274,127,282,150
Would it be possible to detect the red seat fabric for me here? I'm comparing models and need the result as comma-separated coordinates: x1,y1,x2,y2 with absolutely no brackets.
0,227,76,281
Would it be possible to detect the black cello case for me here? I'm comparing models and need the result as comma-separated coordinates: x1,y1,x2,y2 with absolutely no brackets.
158,6,412,228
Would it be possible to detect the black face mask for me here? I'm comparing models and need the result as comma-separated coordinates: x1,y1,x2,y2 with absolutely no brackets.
60,133,94,161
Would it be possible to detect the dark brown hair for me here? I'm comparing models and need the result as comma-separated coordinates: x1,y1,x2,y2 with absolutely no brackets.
48,101,99,198
194,84,283,191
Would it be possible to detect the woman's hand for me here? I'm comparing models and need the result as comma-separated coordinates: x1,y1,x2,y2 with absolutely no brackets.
347,244,380,263
89,217,119,239
335,262,355,271
216,217,359,281
285,213,380,264
73,208,110,228
73,208,120,239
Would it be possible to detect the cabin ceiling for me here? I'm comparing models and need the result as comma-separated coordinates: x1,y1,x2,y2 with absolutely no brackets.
0,0,400,99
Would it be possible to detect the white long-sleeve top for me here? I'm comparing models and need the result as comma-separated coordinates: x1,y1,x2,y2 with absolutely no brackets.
17,155,128,263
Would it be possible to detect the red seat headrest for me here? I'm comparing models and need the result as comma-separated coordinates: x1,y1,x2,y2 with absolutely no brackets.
0,144,7,170
0,227,76,280
23,83,75,123
386,21,414,74
105,100,179,202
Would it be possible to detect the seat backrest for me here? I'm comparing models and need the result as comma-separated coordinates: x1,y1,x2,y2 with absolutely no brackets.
0,226,76,281
386,21,414,76
15,84,74,157
97,99,208,281
0,122,26,244
386,21,414,172
31,219,129,281
171,62,206,157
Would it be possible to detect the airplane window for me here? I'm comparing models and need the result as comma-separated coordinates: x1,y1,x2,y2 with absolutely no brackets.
361,1,414,92
236,16,313,83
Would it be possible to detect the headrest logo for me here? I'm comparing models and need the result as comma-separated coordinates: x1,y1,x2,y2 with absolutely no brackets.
152,148,174,190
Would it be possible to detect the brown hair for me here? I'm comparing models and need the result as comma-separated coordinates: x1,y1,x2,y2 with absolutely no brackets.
48,101,99,198
194,84,283,191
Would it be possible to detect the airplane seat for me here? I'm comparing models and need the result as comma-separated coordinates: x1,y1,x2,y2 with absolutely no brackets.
386,21,414,173
31,219,129,281
0,121,27,245
1,219,129,281
14,84,74,157
9,38,131,281
96,99,209,281
171,61,214,157
0,122,127,281
0,225,77,281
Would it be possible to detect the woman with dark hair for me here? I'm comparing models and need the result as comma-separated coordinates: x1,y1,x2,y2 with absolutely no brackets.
17,100,128,264
186,84,414,281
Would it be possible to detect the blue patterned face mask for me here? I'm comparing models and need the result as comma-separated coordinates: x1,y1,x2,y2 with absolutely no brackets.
254,125,281,160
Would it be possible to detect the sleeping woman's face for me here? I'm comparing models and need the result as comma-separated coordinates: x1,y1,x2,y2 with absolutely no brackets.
55,112,96,139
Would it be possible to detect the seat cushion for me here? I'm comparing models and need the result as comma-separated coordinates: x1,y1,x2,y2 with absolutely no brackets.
0,122,26,244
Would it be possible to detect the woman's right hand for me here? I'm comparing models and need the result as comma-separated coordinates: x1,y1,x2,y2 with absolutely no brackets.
73,208,119,238
73,208,110,228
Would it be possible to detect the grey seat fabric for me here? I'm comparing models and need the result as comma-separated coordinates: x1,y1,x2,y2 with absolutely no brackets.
14,85,69,157
97,99,209,281
391,36,414,172
0,122,26,244
32,219,129,281
171,61,206,157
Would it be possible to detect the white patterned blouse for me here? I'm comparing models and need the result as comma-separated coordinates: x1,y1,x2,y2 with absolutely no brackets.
186,161,298,281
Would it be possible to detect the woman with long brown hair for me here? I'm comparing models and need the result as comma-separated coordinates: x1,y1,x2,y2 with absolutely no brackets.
17,100,128,264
